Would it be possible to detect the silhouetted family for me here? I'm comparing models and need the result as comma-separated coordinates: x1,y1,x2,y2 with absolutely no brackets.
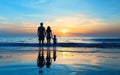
37,22,57,74
37,22,57,46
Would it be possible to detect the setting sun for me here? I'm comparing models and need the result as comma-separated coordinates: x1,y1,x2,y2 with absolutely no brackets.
62,29,69,34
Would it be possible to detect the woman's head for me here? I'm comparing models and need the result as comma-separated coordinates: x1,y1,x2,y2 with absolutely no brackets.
47,26,50,29
47,26,51,32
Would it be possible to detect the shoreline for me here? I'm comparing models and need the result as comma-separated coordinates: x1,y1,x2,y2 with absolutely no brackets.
0,42,120,48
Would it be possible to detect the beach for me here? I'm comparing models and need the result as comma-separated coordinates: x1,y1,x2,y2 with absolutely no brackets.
0,36,120,75
0,46,120,75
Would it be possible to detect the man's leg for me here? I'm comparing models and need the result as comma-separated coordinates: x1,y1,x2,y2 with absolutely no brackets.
42,37,44,47
39,37,42,46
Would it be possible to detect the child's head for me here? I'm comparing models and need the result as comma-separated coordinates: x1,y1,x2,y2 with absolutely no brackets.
54,35,56,38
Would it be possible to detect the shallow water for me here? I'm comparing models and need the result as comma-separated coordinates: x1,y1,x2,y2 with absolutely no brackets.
0,47,120,75
0,36,120,75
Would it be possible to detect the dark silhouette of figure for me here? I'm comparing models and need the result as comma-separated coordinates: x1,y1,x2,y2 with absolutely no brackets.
53,35,57,47
38,23,45,46
46,46,52,68
53,46,57,61
37,46,45,68
37,46,45,75
46,26,52,45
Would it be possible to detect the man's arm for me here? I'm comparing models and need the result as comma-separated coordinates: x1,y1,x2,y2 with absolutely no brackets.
37,27,39,36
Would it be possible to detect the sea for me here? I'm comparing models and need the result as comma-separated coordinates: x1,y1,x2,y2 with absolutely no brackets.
0,36,120,43
0,36,120,53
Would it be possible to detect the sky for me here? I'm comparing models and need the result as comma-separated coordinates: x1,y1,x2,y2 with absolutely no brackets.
0,0,120,36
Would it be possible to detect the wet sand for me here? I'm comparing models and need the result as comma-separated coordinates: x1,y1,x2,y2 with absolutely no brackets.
0,48,120,75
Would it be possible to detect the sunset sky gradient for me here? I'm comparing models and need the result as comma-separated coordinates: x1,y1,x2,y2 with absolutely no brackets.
0,0,120,36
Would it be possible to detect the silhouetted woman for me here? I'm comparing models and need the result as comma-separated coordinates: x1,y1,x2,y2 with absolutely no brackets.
46,26,52,45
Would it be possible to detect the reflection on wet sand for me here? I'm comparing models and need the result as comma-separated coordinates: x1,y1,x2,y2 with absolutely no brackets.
53,46,57,61
0,47,120,75
37,45,57,75
37,46,45,68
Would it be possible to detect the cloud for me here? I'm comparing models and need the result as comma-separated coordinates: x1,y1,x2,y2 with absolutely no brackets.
46,14,120,36
32,0,48,4
8,0,48,9
21,0,49,8
0,21,38,36
0,14,119,36
46,14,107,30
0,16,7,20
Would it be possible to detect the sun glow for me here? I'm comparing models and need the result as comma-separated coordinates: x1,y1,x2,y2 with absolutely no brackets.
62,29,69,34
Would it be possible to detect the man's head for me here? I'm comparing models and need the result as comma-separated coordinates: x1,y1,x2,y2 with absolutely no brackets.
40,22,43,26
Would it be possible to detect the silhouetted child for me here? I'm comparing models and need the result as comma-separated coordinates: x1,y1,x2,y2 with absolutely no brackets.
53,47,57,61
53,35,57,46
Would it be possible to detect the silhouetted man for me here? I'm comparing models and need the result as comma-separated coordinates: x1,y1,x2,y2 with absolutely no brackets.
37,47,45,75
37,47,45,68
38,23,45,45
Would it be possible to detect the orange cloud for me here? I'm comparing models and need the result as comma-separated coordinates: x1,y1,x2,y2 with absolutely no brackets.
0,14,120,36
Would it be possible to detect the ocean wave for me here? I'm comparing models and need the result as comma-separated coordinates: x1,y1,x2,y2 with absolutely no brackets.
0,42,120,48
0,49,120,54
